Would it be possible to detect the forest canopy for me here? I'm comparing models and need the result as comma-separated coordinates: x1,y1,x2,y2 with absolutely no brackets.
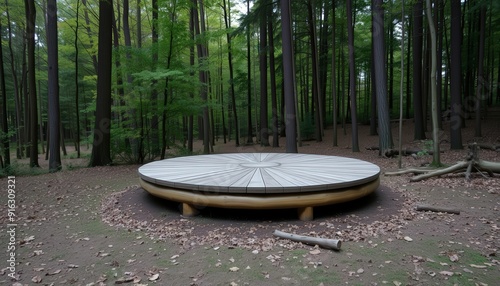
0,0,499,172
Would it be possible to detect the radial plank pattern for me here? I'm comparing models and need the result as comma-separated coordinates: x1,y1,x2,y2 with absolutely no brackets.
139,153,380,194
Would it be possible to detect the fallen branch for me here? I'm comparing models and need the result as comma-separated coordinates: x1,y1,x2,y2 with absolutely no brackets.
415,204,460,215
273,230,341,250
385,143,500,181
476,143,500,152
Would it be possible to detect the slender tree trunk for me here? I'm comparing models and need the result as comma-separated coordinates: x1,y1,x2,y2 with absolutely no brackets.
406,18,412,119
474,4,486,137
331,2,338,146
150,0,160,157
268,5,279,148
223,0,240,147
82,0,98,74
5,0,24,159
450,0,463,149
47,0,61,171
26,0,39,167
425,0,441,166
245,0,253,144
74,0,81,158
347,0,359,152
136,0,141,47
259,2,270,146
307,0,323,142
192,0,210,154
90,0,113,166
161,0,178,159
373,0,393,154
413,0,426,140
280,0,297,153
0,19,9,167
398,0,405,168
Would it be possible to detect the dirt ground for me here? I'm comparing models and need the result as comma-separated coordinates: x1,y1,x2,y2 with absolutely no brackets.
1,116,499,285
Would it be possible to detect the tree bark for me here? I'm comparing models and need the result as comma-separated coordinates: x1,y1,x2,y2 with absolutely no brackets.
474,5,486,137
0,18,8,168
412,0,426,140
90,0,113,166
223,0,240,147
47,0,61,171
268,5,279,148
449,0,463,149
346,0,359,152
280,0,297,153
273,230,341,250
259,2,270,146
307,0,323,142
26,0,39,167
372,0,393,155
425,0,441,166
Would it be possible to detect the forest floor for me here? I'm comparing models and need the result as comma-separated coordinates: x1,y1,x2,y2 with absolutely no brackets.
1,114,499,285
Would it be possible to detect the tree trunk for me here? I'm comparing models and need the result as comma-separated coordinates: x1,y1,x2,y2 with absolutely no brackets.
192,0,210,154
449,0,463,149
47,0,61,171
81,0,98,74
307,0,323,142
474,5,486,137
412,0,426,140
259,2,270,146
26,0,39,167
74,0,81,158
0,19,8,168
90,0,113,166
425,0,441,166
280,0,297,153
331,2,338,146
373,0,393,154
245,0,253,144
223,0,240,147
347,0,359,152
268,6,279,148
150,0,160,157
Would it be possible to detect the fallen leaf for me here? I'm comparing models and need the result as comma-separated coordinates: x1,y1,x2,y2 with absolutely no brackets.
32,275,42,283
115,277,134,284
393,281,401,286
439,270,454,276
449,254,459,262
229,267,239,272
309,249,321,255
357,268,364,274
148,273,160,281
403,236,413,242
47,269,62,275
470,264,487,269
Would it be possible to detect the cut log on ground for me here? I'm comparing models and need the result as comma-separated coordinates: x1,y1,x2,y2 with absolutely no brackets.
477,143,500,152
415,204,460,215
273,230,341,250
385,143,500,181
365,146,440,158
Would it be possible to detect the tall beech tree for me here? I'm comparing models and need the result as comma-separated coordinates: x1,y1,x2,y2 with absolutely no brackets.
47,0,62,172
25,0,39,167
90,0,113,166
412,0,426,140
0,19,8,168
346,0,359,152
281,0,297,153
372,0,393,154
450,0,463,149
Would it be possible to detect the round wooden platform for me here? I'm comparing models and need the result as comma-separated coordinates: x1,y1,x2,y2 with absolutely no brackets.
138,153,380,220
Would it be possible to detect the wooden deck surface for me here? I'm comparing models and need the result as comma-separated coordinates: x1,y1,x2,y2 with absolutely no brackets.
138,153,380,194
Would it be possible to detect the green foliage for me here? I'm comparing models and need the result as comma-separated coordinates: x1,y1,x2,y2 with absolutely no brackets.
417,140,433,156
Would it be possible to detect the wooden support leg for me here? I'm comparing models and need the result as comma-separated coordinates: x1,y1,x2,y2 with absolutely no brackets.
182,203,199,217
298,206,314,221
